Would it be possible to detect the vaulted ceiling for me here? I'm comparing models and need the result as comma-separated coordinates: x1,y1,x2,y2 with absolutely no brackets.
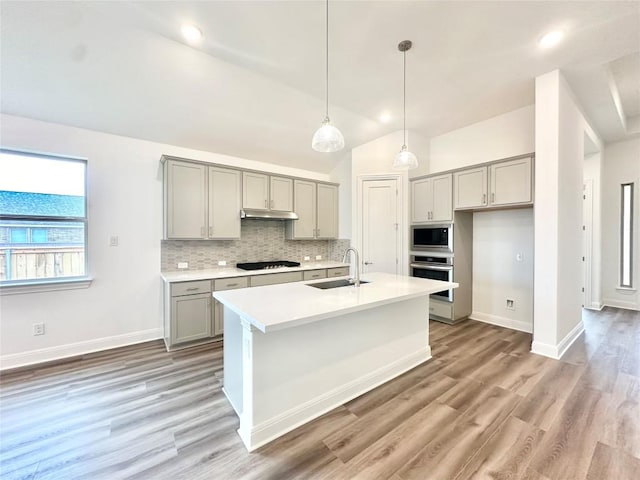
1,1,638,173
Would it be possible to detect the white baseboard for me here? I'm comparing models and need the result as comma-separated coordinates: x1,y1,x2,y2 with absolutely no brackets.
0,328,164,370
531,321,584,360
238,347,432,452
602,298,639,312
469,311,533,333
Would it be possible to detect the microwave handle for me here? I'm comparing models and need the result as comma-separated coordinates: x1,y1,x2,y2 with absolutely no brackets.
410,263,453,271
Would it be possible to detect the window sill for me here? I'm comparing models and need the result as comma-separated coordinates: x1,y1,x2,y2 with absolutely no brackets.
0,277,93,296
616,286,636,293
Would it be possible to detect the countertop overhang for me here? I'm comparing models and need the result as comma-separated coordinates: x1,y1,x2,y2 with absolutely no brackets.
214,272,457,333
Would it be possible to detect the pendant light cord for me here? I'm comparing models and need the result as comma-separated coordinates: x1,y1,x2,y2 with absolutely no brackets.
325,0,329,119
403,49,407,147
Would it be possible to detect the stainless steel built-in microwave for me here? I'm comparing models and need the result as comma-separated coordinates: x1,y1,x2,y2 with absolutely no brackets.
411,224,453,252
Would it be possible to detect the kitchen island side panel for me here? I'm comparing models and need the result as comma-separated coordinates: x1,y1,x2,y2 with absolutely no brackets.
232,295,431,451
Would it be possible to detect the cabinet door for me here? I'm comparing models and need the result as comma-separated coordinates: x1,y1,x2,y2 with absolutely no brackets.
431,174,453,222
454,167,487,209
171,293,213,344
242,172,269,210
290,180,316,239
411,178,431,223
270,176,293,211
208,167,241,239
490,157,532,206
166,160,207,239
214,300,224,335
316,183,338,239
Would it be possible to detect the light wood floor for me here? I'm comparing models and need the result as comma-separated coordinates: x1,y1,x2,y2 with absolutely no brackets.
1,307,639,480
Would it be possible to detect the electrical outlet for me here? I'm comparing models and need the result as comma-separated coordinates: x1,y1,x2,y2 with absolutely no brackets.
33,323,45,336
315,255,322,260
304,256,310,261
177,262,189,269
218,260,227,266
109,236,118,247
506,299,515,310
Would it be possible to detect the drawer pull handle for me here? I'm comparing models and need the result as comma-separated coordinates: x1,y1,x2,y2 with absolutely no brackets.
226,283,239,287
186,287,200,291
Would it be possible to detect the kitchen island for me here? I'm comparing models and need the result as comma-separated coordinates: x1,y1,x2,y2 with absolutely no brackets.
214,272,457,451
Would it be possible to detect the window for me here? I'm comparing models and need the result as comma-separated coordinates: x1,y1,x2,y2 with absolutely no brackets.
0,149,87,285
620,183,634,288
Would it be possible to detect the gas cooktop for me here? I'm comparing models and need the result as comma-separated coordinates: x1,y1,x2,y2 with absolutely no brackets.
236,261,301,271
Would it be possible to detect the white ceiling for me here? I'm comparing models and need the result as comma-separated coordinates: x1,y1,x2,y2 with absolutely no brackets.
1,1,639,173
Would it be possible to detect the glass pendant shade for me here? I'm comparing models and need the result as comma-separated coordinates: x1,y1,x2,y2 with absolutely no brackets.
393,145,418,170
312,117,345,153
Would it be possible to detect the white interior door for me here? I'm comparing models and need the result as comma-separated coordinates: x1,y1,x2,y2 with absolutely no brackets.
361,179,399,274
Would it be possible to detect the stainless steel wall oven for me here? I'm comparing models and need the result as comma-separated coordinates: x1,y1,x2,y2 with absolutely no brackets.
410,255,453,302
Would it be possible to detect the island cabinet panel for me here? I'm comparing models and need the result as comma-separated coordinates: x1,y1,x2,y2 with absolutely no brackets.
489,156,532,206
213,277,249,335
270,176,293,211
411,174,452,223
454,166,488,210
166,160,207,239
250,271,304,287
208,167,241,239
242,172,270,210
316,183,338,239
303,269,327,281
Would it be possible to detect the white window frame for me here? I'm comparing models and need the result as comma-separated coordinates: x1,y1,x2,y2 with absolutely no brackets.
619,182,634,289
0,148,92,295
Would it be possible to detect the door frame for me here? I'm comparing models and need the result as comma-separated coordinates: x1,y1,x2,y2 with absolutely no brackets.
583,179,593,309
355,174,407,276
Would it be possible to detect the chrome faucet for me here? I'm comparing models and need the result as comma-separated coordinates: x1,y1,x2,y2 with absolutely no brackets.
342,247,361,287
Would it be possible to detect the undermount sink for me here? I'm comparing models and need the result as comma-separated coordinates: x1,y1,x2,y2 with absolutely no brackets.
307,279,370,289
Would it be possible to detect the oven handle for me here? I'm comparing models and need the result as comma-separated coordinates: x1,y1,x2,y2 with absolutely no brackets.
410,263,453,271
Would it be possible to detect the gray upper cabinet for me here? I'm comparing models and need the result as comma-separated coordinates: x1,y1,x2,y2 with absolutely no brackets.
243,172,293,212
208,167,241,239
286,181,338,240
453,155,533,211
317,183,338,239
411,173,452,223
489,156,533,206
165,160,208,239
164,158,241,240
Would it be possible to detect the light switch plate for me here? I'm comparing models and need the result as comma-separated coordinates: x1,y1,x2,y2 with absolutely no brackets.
304,256,310,261
218,260,227,266
177,262,188,269
315,255,322,260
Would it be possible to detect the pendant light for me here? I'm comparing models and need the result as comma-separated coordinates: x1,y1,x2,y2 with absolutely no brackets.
312,0,344,153
393,40,418,170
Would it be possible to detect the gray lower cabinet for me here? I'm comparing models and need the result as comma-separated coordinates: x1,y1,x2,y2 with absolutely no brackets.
250,271,304,287
170,281,213,345
327,267,349,277
213,277,249,335
303,269,327,281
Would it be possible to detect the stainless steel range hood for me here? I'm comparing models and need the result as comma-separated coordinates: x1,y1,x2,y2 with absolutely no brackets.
240,209,299,220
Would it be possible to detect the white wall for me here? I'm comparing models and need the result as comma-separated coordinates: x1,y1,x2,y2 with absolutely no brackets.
471,209,534,332
429,105,535,173
584,152,602,309
601,138,640,310
0,114,331,368
532,70,603,359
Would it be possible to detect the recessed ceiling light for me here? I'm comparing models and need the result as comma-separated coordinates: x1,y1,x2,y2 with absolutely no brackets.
539,30,564,49
378,112,391,123
181,24,203,45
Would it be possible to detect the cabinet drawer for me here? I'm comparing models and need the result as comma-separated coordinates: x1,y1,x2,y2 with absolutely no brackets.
214,277,249,291
250,271,304,287
429,300,452,319
327,267,349,277
303,269,327,280
171,280,212,297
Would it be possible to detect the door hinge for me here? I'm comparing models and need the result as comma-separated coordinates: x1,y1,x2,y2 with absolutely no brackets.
582,225,585,231
582,256,585,261
394,223,398,230
581,287,584,293
583,195,586,200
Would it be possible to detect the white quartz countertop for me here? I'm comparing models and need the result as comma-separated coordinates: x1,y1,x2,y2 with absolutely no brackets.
214,272,457,333
160,261,350,283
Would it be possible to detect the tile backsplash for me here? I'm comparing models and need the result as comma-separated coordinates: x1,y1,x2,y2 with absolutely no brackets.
161,219,351,271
